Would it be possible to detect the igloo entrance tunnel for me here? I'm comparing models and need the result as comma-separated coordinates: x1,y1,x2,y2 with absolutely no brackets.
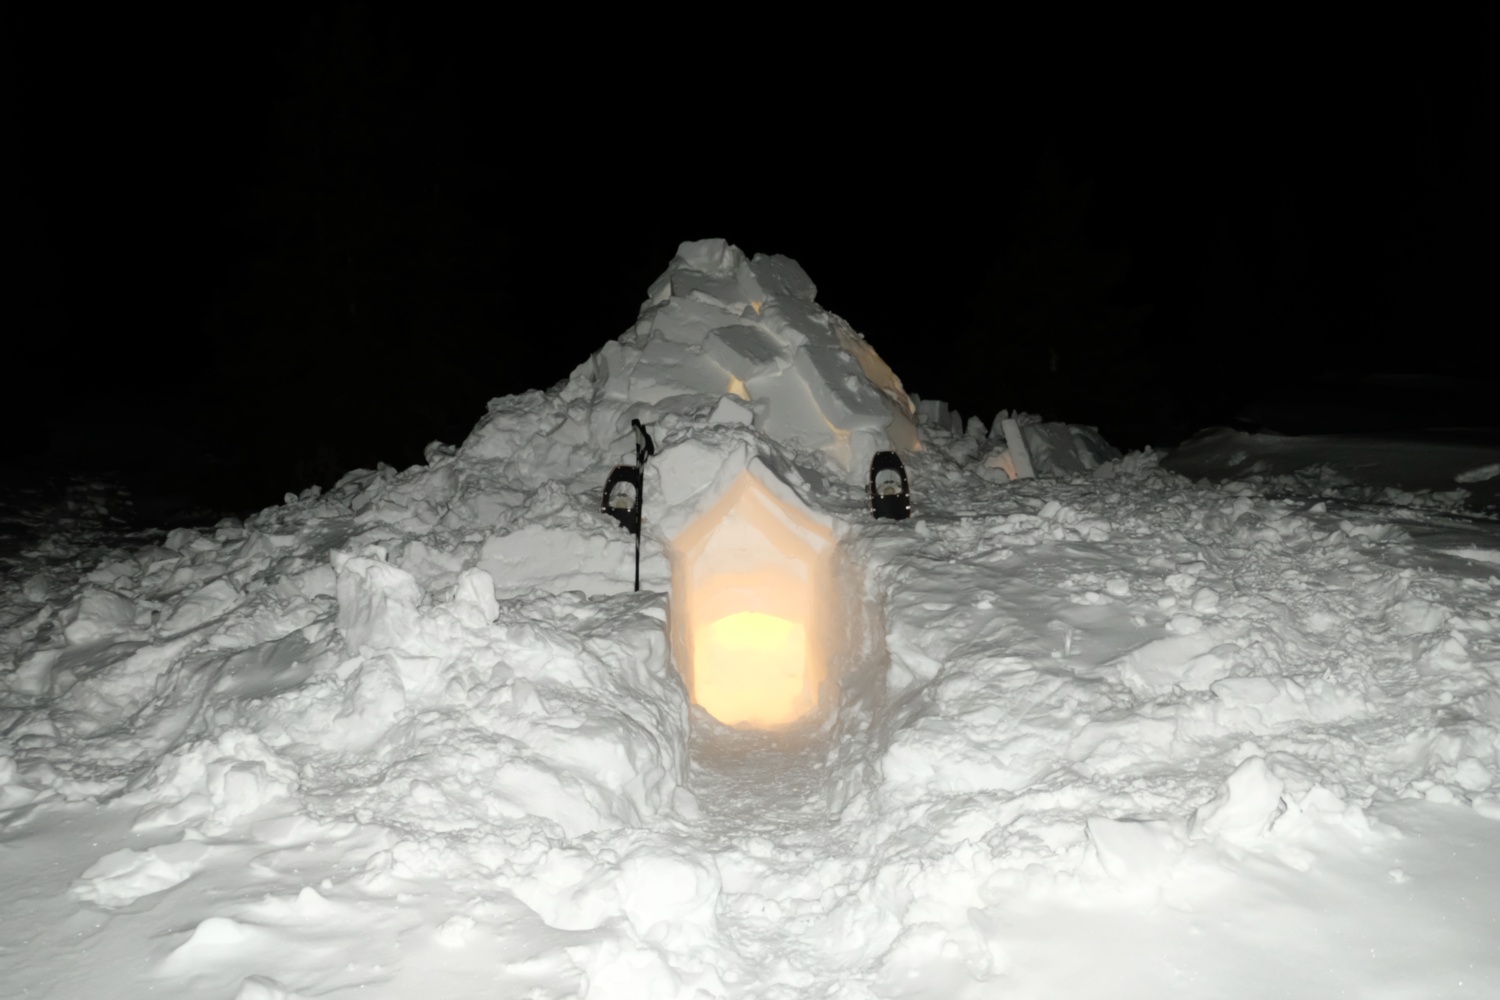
668,470,836,728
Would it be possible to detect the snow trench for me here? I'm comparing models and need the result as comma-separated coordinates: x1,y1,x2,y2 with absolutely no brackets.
6,430,1500,998
680,535,891,818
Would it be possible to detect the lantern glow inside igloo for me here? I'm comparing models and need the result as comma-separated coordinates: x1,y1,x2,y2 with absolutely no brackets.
668,471,835,729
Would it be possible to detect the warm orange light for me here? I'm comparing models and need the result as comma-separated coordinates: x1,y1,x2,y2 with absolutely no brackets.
669,473,835,731
693,612,809,727
726,376,750,400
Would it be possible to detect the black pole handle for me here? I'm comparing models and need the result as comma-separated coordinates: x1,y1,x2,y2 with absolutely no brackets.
630,420,652,592
631,418,655,467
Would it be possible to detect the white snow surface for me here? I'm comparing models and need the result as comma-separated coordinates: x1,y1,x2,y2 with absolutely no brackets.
4,245,1500,998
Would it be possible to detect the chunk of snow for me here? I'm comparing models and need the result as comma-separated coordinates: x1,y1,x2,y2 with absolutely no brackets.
332,550,424,653
160,578,240,634
1000,417,1036,479
61,589,138,644
1455,462,1500,483
1086,816,1182,884
72,841,211,908
1192,756,1286,843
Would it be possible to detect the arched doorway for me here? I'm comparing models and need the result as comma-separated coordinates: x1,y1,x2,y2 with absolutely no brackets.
668,473,835,729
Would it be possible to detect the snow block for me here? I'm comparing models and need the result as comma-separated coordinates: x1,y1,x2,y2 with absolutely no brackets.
332,551,424,653
747,370,838,450
1000,418,1035,479
160,578,241,634
708,395,754,426
1192,756,1286,843
72,841,211,908
628,338,736,403
916,397,951,429
674,237,739,275
476,525,636,600
754,296,824,350
748,252,817,302
673,270,750,311
452,567,500,623
703,324,787,380
643,296,736,346
792,343,894,430
1113,627,1237,694
62,589,139,644
1020,421,1121,476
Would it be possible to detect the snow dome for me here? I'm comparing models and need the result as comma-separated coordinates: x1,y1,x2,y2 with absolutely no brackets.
490,238,925,730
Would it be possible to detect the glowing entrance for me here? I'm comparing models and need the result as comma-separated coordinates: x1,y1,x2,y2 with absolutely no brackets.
669,472,835,729
694,612,808,728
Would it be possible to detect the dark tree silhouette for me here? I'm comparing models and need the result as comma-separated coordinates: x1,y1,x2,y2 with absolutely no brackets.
3,39,73,463
1388,121,1495,373
202,3,508,506
956,147,1152,440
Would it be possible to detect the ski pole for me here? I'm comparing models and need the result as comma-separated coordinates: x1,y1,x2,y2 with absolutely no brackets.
631,420,654,593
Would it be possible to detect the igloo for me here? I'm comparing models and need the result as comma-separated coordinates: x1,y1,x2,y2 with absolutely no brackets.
465,240,1125,729
471,240,918,728
567,240,926,729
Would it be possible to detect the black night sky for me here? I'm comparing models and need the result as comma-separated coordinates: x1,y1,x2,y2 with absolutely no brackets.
7,7,1494,520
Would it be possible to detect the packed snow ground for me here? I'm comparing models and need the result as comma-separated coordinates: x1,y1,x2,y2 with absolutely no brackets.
7,427,1499,1000
5,257,1500,998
